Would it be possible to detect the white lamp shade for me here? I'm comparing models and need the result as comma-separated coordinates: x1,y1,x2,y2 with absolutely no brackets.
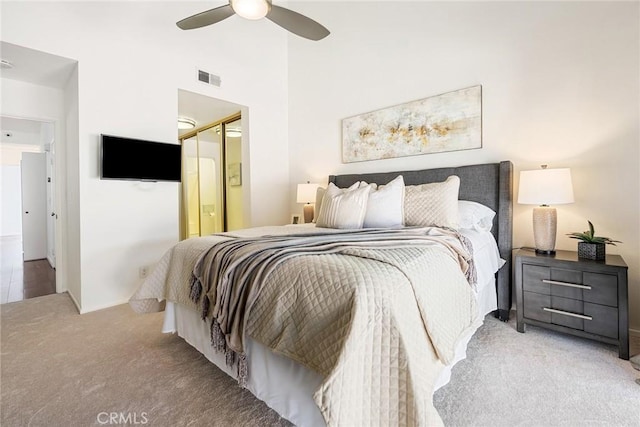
297,183,319,204
518,168,574,205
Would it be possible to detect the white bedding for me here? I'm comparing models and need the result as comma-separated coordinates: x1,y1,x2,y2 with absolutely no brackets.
161,227,505,427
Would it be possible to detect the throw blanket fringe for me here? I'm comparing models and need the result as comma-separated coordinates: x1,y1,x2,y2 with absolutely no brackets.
237,353,247,387
189,275,202,303
210,318,226,353
201,295,210,321
210,317,247,386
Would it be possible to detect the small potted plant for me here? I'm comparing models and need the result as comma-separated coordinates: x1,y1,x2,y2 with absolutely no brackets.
567,220,621,261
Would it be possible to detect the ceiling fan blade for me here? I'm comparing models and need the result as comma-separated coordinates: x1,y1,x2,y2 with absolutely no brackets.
266,5,330,41
177,4,235,30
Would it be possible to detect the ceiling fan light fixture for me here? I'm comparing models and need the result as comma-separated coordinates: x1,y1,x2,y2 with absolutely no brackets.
178,117,196,130
230,0,271,20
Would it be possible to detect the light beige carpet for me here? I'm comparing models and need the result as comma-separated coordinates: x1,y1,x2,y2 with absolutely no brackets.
1,294,289,427
1,293,639,426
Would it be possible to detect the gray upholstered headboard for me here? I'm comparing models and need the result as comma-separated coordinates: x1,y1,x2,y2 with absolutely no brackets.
329,160,513,321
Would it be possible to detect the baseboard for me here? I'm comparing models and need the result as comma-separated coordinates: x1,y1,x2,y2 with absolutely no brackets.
630,328,640,338
79,298,131,314
65,290,81,314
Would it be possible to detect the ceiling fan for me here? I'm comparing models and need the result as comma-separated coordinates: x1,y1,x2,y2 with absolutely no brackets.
177,0,330,41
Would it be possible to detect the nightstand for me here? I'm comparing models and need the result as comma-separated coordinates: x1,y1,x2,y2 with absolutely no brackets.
514,248,629,359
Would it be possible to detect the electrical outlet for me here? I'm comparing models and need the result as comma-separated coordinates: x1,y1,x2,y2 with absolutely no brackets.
139,266,149,279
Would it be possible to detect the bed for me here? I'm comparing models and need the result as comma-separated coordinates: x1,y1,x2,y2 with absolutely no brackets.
130,161,513,426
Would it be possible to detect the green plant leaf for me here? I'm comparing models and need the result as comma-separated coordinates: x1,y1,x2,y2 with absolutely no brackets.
567,221,622,245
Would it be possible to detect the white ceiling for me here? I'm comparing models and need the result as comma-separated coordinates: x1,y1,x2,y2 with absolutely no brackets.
178,89,243,136
0,41,77,88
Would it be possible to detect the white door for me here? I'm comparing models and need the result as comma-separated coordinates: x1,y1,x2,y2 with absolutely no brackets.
21,152,47,261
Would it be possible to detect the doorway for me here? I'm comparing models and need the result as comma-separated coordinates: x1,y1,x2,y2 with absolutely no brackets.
0,116,57,303
179,114,244,238
178,90,247,239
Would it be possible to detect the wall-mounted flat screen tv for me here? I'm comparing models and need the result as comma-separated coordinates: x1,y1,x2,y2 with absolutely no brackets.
101,134,181,182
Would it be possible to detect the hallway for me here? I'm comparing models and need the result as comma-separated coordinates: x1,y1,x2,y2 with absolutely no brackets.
0,235,55,304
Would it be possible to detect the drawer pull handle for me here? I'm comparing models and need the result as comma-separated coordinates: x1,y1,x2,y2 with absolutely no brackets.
542,279,591,290
543,307,592,321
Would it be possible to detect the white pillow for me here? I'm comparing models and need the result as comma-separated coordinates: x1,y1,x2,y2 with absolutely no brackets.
313,186,326,223
458,200,496,232
404,175,460,228
316,182,371,229
363,175,405,228
314,183,364,223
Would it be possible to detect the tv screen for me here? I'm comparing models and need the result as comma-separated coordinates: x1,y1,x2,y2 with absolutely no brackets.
101,134,181,182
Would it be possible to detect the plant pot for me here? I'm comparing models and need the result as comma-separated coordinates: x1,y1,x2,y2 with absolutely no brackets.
578,242,606,261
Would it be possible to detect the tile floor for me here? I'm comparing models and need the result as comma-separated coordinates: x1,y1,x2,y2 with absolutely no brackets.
1,235,56,304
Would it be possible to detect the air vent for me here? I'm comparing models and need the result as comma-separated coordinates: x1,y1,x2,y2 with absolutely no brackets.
197,68,221,87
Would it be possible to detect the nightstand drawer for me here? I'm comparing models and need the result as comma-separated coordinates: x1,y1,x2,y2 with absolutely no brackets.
523,292,618,339
584,303,618,339
522,265,550,294
583,272,617,307
523,265,584,297
549,269,583,300
524,293,586,329
550,296,584,330
522,266,618,308
523,291,551,323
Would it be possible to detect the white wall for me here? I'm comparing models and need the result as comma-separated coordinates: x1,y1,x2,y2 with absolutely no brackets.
287,2,639,330
0,166,22,236
1,2,289,312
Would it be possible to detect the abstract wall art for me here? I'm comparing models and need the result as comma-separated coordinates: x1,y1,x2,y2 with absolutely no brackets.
342,85,482,163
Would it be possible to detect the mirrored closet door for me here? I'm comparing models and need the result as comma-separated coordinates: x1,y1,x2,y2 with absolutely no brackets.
179,113,243,239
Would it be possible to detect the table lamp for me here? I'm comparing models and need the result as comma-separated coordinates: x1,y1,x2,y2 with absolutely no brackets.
518,165,574,255
297,182,319,223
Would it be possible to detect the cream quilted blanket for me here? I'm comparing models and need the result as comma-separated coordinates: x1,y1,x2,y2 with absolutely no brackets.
130,225,481,426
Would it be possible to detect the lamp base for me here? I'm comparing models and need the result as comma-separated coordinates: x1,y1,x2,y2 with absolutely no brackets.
532,206,557,254
302,204,314,224
535,249,556,256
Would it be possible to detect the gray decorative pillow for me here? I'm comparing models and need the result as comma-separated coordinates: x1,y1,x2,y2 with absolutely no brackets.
404,175,460,228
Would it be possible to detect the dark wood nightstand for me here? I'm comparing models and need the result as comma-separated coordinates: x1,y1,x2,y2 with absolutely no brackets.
514,248,629,359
